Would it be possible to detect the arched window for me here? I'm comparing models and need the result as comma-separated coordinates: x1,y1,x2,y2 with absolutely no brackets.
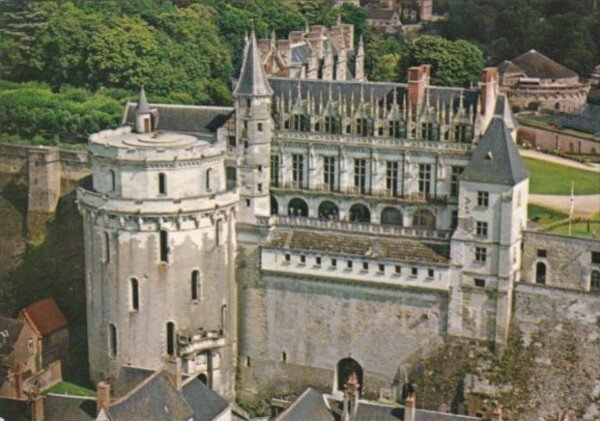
160,230,169,263
271,196,279,215
590,270,600,292
226,166,237,190
288,198,308,217
381,207,403,226
198,373,208,385
206,168,212,190
413,209,435,230
130,278,139,311
191,271,200,301
158,173,166,195
535,262,546,284
109,324,117,357
318,200,339,220
337,358,363,396
166,322,175,356
109,169,116,192
349,203,370,223
103,232,110,263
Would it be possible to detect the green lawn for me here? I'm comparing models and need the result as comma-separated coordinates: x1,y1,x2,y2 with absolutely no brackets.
517,115,595,139
528,204,567,225
523,157,600,195
542,221,600,239
44,381,95,397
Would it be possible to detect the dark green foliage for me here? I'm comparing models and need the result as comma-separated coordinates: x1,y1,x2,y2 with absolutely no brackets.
424,0,600,76
398,35,484,87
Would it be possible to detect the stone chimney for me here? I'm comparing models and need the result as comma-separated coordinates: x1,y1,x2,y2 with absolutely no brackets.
277,40,291,64
340,24,354,49
336,48,348,81
306,31,324,59
404,393,416,421
407,65,430,114
258,38,271,57
355,35,365,82
491,405,503,421
323,44,334,81
96,381,110,414
166,356,183,392
29,390,44,421
289,31,305,44
480,67,499,116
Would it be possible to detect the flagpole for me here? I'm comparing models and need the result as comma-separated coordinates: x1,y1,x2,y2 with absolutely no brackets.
569,181,574,236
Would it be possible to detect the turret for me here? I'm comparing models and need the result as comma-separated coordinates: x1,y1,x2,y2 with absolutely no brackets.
355,35,365,82
233,30,274,223
134,86,158,133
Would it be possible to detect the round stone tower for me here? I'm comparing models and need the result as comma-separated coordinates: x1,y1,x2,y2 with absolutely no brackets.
77,110,238,398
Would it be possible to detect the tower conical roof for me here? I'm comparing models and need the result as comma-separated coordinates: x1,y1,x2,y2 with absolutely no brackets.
460,117,529,186
233,30,273,97
136,86,150,114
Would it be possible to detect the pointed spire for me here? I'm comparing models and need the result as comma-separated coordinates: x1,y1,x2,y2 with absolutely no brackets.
136,86,150,114
234,30,273,96
358,35,364,57
337,13,342,25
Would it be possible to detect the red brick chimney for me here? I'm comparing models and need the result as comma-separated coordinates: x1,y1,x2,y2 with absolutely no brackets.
96,381,110,414
404,393,416,421
480,67,499,116
408,65,430,114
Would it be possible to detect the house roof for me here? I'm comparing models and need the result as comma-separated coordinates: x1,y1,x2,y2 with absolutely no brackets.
460,116,529,186
122,103,234,135
276,388,334,421
509,49,578,80
496,60,523,75
0,317,27,356
21,298,67,337
112,366,155,397
181,377,230,420
234,30,274,96
266,229,450,265
0,395,96,421
366,9,397,20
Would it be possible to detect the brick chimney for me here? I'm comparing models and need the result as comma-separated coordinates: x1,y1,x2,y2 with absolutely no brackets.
306,31,324,59
96,381,110,414
258,39,271,57
408,65,430,114
480,67,499,116
289,31,305,44
166,356,183,392
29,390,44,421
404,393,416,421
491,405,503,421
277,40,291,64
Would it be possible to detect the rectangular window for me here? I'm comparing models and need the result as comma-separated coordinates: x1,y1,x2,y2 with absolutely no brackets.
592,252,600,264
316,256,322,266
395,265,401,274
428,269,434,278
347,260,353,269
292,154,305,188
270,155,280,187
354,159,367,194
158,173,166,195
451,210,459,230
454,124,468,143
378,264,385,273
323,156,336,190
285,253,291,262
474,278,486,288
386,161,399,196
477,191,489,207
451,167,463,197
257,122,263,132
324,117,335,133
411,267,418,277
160,230,169,263
246,198,251,207
331,258,337,267
476,221,488,237
475,247,487,263
300,254,306,264
418,164,431,195
362,262,369,271
356,118,368,136
215,220,224,246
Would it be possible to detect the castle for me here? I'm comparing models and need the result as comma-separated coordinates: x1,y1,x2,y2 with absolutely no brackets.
76,26,600,402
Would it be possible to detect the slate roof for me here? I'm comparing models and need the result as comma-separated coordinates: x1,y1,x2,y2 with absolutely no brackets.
112,366,154,397
0,398,29,421
0,395,96,421
276,388,334,421
0,317,26,356
291,42,313,64
105,371,194,421
269,78,479,115
266,229,450,265
122,103,234,135
277,389,483,421
182,377,230,420
234,30,274,96
497,60,523,75
460,116,529,186
509,49,578,79
22,298,67,336
136,86,151,114
494,94,518,130
366,9,397,20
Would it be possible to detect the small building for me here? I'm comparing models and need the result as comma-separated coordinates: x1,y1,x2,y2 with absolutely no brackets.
365,8,403,34
0,317,42,400
20,298,68,367
497,49,591,111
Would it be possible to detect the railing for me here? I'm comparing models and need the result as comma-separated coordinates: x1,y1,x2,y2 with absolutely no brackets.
257,215,451,240
273,132,473,152
272,182,448,203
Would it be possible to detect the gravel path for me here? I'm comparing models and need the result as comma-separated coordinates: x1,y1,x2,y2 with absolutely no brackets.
529,194,600,217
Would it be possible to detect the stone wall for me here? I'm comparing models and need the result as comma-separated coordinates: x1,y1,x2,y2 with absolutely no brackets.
517,125,599,155
521,230,600,292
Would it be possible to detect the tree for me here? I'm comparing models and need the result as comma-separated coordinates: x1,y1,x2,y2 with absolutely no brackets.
398,36,484,87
